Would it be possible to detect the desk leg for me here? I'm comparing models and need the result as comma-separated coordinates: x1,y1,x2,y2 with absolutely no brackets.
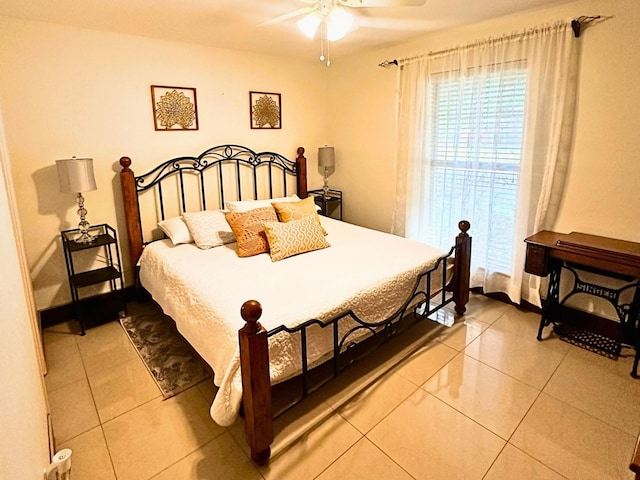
538,259,561,341
627,286,640,379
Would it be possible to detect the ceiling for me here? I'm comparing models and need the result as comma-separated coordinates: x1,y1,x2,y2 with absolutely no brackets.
0,0,574,62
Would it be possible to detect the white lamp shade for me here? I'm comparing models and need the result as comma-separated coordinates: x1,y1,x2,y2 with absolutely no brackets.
318,146,335,168
56,157,97,193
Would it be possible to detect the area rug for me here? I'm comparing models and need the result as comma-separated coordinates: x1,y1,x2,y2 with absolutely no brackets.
120,311,212,399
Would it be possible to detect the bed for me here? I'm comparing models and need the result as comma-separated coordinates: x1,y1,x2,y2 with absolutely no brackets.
118,144,471,464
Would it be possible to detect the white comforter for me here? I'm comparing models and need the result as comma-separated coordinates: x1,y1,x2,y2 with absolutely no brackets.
139,217,446,425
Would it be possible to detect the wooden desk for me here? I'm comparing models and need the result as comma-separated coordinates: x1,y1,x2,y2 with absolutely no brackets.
524,231,640,377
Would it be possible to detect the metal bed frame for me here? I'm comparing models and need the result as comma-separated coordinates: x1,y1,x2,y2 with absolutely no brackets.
118,144,471,464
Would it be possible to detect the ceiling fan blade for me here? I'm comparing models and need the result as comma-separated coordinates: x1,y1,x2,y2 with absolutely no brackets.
340,0,427,7
258,6,315,27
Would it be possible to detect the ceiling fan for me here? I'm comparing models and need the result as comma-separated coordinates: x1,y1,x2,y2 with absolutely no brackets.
262,0,427,66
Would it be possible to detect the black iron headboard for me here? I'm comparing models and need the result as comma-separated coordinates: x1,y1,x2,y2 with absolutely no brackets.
119,144,308,272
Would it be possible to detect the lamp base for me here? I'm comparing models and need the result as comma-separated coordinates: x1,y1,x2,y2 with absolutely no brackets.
74,193,95,243
323,167,330,199
74,231,96,244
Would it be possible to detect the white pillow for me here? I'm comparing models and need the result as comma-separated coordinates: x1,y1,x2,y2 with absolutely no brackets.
225,194,300,213
158,217,193,245
182,210,236,250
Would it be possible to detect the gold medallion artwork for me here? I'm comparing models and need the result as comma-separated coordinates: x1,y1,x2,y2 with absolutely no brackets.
151,86,198,131
252,95,279,128
250,91,282,129
156,90,194,128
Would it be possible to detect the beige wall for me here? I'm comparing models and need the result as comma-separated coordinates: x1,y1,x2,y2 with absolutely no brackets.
2,0,640,311
0,17,329,309
0,111,50,480
327,0,640,242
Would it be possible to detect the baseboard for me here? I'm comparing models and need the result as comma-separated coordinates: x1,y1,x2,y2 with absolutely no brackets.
39,286,139,329
470,287,542,314
40,287,541,329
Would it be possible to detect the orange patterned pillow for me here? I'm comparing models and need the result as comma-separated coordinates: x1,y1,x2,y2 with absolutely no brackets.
271,195,326,235
263,215,330,262
225,207,278,257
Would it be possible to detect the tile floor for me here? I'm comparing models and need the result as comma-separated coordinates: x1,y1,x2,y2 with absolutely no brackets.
43,294,640,479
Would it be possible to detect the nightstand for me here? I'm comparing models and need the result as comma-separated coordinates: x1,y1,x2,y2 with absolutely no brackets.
309,189,342,220
61,223,126,334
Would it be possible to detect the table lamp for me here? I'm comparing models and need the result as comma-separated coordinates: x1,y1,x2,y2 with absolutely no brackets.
318,146,335,199
56,156,97,243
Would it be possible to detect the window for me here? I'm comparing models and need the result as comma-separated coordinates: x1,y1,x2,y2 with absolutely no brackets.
424,68,527,274
394,24,578,305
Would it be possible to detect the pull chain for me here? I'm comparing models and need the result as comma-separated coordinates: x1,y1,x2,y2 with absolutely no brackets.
319,21,325,62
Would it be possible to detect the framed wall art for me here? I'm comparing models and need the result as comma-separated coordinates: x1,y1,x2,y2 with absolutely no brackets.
151,85,199,131
250,91,281,129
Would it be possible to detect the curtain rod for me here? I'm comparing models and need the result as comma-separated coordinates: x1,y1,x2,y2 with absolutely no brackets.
571,15,602,37
378,15,603,68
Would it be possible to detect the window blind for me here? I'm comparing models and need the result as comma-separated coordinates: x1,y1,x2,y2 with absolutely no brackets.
425,69,527,274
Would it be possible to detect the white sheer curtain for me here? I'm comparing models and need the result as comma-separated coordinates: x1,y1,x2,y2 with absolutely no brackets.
392,21,580,306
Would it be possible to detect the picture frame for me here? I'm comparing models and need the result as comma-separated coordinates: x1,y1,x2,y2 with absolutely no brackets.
250,91,281,129
151,85,199,131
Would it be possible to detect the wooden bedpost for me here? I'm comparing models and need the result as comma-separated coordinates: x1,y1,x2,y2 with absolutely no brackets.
239,300,273,465
296,147,308,198
453,220,471,315
119,157,144,276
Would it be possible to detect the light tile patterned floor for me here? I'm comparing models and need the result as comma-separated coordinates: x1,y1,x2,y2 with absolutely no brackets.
43,294,640,479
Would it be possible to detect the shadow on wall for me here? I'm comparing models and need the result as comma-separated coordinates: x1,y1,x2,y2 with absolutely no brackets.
30,165,80,306
33,164,77,229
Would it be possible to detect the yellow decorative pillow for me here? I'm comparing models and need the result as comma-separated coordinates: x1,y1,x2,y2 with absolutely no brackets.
225,207,278,257
271,195,327,235
263,215,330,262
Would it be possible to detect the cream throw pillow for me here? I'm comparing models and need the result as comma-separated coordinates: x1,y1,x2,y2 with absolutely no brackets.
263,215,330,262
225,207,278,257
182,210,236,250
225,195,300,213
158,216,194,245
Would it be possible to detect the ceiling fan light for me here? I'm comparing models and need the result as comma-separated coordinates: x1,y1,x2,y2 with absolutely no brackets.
297,11,321,39
327,7,353,41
